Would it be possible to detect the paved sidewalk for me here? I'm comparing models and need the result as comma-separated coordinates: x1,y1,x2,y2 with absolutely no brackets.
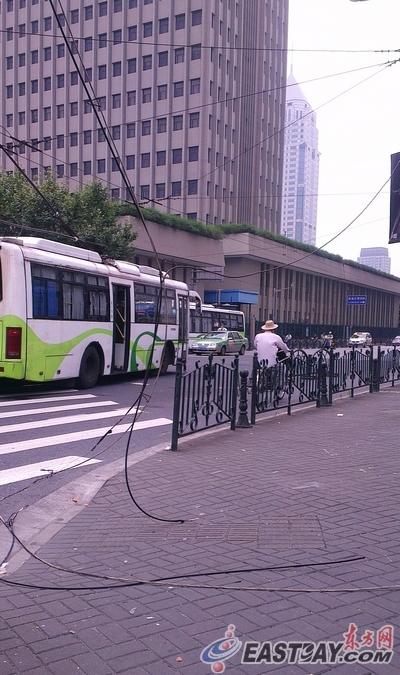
1,387,400,675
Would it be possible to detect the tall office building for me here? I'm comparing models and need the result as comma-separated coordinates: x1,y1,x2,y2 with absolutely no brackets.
358,247,391,273
0,0,288,233
281,71,320,245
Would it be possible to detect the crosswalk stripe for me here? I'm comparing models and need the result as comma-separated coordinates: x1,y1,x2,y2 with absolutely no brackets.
0,407,142,435
0,456,102,486
3,400,117,419
0,394,96,407
0,417,172,455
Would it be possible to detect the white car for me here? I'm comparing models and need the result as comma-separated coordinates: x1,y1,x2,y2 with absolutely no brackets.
392,336,400,347
348,332,373,347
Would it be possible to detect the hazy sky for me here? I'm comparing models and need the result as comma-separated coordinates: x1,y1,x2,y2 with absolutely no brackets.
287,0,400,275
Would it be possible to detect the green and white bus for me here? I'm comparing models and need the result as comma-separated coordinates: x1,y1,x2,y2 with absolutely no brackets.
0,237,189,387
189,291,246,349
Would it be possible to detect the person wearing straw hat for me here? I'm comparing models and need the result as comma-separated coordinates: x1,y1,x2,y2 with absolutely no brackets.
254,319,289,366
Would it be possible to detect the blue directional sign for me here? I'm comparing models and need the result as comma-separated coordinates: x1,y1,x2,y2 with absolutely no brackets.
347,295,367,305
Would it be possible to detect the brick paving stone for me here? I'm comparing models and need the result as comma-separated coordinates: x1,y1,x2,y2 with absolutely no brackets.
72,651,118,675
5,646,42,672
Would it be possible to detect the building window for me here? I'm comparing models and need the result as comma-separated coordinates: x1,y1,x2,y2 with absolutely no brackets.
98,96,106,110
43,137,51,150
173,115,183,131
156,151,166,166
84,37,93,51
144,0,152,4
126,155,135,170
71,9,79,23
6,0,13,11
85,5,93,20
6,114,13,127
70,132,78,146
113,61,122,76
141,185,150,200
175,13,185,30
174,48,184,64
142,120,151,135
157,118,167,134
70,71,79,85
189,146,199,162
57,12,65,26
7,28,13,41
127,90,136,106
57,44,65,58
98,65,107,80
143,54,152,70
126,122,136,138
18,82,26,96
98,129,106,142
128,25,137,41
43,77,51,91
31,168,38,180
128,58,137,73
57,135,64,149
99,1,107,16
57,104,65,119
44,16,51,31
189,112,200,128
18,111,25,125
70,163,78,177
113,29,122,44
158,84,167,100
191,44,201,60
18,52,25,66
142,88,151,103
97,159,105,173
44,46,52,60
190,78,201,94
159,51,168,67
19,24,26,37
70,102,78,116
192,9,202,25
159,17,168,34
99,33,107,48
6,85,13,99
172,148,182,164
143,22,152,37
111,125,120,140
57,74,65,88
84,130,92,145
43,107,51,121
188,179,198,195
129,0,137,7
57,165,64,178
84,100,92,114
171,181,181,197
84,161,92,175
84,68,92,82
187,213,197,220
31,20,38,34
114,0,122,12
141,153,150,168
6,56,13,70
111,189,120,200
174,81,184,97
112,93,121,109
156,184,165,199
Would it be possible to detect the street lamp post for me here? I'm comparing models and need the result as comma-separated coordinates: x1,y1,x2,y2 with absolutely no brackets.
271,285,293,321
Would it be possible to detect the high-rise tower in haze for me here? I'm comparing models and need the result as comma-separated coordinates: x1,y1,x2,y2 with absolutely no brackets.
0,0,289,233
281,71,320,245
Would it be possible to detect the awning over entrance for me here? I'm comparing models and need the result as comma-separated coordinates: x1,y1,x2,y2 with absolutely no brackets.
204,289,259,304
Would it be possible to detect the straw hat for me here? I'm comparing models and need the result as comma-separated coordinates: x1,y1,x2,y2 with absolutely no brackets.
261,320,278,331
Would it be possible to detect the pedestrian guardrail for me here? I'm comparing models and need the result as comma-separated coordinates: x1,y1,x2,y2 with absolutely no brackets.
171,347,400,450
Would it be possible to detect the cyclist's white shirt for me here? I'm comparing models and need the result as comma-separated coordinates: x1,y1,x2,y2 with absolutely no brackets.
254,332,288,366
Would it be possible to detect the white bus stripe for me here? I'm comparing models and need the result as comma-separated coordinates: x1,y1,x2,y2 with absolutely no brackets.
3,400,117,419
0,456,102,486
0,418,172,455
0,407,141,435
0,394,96,407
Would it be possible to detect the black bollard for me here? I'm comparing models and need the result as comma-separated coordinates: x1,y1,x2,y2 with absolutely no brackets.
317,360,331,407
236,369,252,428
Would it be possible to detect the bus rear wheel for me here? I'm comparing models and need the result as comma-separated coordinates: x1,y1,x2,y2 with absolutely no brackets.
159,346,171,375
78,346,101,389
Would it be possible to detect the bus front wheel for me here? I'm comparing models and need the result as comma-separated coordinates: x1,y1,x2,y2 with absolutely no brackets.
78,346,101,389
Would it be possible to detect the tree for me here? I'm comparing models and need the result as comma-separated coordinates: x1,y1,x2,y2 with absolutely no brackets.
0,173,136,260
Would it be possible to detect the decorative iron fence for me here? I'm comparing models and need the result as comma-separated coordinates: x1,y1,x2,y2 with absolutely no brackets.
171,347,400,449
171,354,239,451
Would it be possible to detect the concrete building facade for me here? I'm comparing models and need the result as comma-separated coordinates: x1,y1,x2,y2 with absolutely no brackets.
281,71,320,245
357,247,391,274
0,0,288,233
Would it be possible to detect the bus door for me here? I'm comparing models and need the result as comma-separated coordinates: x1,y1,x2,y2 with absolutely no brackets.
177,294,188,360
112,285,131,372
